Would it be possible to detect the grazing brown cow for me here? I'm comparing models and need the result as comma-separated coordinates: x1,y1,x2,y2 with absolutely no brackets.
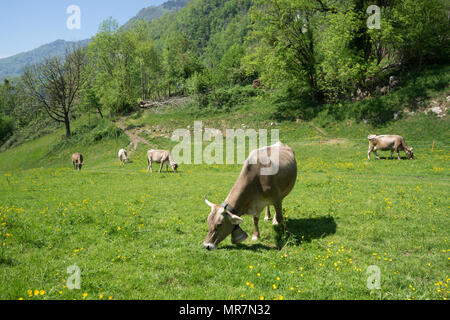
72,153,84,171
203,142,297,250
147,149,178,173
368,135,414,160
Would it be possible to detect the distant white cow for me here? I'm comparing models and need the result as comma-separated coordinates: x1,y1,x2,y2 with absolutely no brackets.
118,149,130,165
147,149,178,173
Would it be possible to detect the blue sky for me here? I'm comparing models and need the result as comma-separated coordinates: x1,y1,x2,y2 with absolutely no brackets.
0,0,166,58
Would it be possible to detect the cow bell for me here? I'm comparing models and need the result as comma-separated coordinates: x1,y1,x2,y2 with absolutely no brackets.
231,226,248,244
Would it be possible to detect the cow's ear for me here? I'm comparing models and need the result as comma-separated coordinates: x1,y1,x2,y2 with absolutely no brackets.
225,211,243,225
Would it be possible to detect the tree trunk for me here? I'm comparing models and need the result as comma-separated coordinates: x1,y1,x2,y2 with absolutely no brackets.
64,114,71,138
97,107,104,119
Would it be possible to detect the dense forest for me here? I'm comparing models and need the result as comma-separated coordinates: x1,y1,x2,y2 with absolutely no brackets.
0,0,449,146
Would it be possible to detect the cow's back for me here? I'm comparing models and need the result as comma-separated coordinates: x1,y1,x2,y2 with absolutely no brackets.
148,149,167,162
72,153,82,163
371,135,404,150
233,142,297,202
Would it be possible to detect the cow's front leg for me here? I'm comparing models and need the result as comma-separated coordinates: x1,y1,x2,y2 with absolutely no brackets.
396,150,401,160
264,206,271,221
367,147,373,160
252,215,260,241
148,161,153,173
159,162,164,173
373,150,380,160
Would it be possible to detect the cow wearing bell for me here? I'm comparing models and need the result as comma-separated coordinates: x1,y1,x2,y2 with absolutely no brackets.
203,142,297,250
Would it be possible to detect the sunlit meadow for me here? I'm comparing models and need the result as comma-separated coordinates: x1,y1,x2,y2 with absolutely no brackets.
0,111,448,300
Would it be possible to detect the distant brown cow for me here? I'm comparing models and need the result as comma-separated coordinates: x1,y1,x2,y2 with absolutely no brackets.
72,153,84,171
147,149,178,173
368,135,414,160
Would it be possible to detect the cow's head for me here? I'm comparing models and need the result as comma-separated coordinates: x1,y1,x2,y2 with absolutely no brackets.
172,163,178,173
203,196,244,250
406,147,414,159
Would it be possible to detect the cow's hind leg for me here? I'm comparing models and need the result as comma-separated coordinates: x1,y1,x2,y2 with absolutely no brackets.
272,201,286,235
264,206,271,221
272,202,284,226
252,215,260,241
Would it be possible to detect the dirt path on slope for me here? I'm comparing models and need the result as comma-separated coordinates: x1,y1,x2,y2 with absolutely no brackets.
116,117,154,155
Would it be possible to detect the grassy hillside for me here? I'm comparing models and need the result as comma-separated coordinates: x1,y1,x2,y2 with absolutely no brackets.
0,94,448,300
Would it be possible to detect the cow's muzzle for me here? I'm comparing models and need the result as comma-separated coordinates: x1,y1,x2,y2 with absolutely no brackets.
203,242,217,251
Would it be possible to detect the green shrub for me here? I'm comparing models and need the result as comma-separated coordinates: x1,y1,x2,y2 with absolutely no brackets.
0,115,14,144
196,85,258,110
50,119,123,152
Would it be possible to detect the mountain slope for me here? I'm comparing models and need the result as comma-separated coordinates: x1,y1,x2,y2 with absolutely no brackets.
0,39,90,81
0,0,190,81
124,0,190,28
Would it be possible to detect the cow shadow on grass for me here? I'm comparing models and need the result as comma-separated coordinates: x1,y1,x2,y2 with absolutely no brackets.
221,216,337,251
284,216,337,246
374,156,411,160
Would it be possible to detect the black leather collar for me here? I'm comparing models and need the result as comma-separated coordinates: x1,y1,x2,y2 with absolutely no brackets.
221,202,235,214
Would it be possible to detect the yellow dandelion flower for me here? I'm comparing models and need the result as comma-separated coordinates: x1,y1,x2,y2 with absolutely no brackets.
34,290,39,296
39,290,45,295
82,292,88,299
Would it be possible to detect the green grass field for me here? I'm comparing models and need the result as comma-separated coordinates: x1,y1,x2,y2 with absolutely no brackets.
0,108,448,300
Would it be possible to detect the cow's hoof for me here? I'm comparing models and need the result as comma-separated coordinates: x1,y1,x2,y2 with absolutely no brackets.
251,235,259,241
264,216,270,222
272,219,279,226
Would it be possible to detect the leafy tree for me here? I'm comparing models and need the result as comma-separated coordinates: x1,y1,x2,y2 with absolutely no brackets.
22,47,86,138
